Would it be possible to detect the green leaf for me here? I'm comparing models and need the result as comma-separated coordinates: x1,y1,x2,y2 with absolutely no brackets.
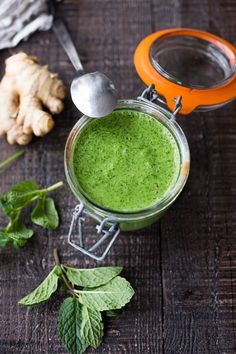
58,297,88,354
31,197,59,230
79,276,135,311
65,266,123,288
0,180,39,213
12,237,29,247
5,218,34,247
10,180,39,194
0,198,16,219
19,266,60,305
0,231,9,247
80,305,103,348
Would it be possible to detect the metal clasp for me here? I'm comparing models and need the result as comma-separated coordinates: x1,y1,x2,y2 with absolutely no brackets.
67,204,121,261
138,84,182,120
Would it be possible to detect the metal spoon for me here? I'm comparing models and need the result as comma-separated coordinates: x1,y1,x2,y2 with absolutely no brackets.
52,16,117,118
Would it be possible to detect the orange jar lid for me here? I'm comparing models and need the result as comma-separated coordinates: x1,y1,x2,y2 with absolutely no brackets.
134,28,236,114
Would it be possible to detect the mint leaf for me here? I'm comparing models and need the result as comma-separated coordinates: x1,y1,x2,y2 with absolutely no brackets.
0,180,39,214
12,238,28,248
31,197,59,230
0,231,9,247
5,218,34,247
10,180,39,194
65,266,123,288
58,297,88,354
0,218,33,248
79,276,135,311
0,198,17,219
80,305,103,348
19,266,60,305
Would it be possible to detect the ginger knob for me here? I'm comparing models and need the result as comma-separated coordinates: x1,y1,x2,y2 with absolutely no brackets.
0,52,66,145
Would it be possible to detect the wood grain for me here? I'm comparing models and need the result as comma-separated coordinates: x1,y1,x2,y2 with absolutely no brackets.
0,0,236,353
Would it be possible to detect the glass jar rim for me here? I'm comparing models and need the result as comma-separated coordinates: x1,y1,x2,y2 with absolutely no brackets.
150,33,236,90
64,99,190,221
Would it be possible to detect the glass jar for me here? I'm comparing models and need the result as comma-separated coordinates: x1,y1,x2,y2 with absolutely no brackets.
65,98,190,260
65,28,236,260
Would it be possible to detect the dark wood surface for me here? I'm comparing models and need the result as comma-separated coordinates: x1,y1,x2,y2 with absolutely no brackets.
1,0,236,353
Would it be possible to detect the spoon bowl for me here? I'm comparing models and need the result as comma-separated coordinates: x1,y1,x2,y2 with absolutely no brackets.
71,71,117,118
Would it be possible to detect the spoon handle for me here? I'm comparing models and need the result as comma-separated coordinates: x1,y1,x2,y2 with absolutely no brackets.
52,16,84,73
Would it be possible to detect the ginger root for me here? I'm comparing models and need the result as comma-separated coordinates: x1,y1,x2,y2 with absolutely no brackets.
0,52,66,145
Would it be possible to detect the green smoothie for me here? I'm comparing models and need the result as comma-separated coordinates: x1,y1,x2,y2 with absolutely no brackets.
72,109,180,212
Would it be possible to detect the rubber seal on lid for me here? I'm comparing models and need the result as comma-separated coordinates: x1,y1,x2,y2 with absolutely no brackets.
134,28,236,114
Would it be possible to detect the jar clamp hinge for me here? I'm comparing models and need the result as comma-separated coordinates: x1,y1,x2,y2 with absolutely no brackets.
138,84,182,119
67,204,121,261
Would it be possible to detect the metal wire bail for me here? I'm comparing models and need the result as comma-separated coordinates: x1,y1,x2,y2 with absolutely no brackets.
138,84,182,120
67,204,121,261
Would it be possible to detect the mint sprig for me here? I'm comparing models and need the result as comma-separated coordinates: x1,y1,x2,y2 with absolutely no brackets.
19,249,135,354
0,180,63,248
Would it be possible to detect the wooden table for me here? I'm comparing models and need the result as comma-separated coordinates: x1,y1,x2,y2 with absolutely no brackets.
1,1,236,353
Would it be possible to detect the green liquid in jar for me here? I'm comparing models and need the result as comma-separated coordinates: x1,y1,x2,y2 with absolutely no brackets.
72,109,181,212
